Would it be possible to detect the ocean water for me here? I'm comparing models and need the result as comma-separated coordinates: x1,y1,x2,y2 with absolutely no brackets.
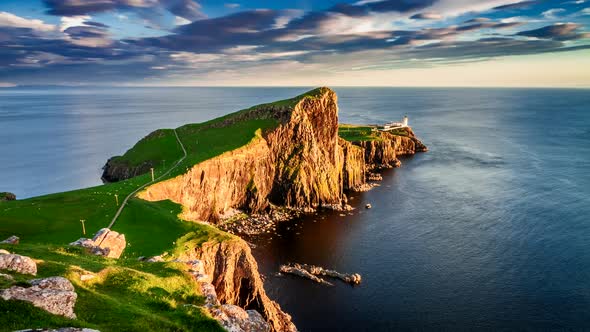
1,87,590,330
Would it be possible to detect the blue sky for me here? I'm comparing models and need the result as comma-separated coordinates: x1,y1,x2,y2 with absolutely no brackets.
0,0,589,86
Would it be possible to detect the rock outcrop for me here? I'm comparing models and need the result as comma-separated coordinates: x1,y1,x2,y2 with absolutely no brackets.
70,228,126,259
279,263,361,285
352,127,427,171
101,157,154,183
1,235,20,244
0,192,16,201
138,88,426,222
0,277,77,319
186,259,270,332
179,239,296,332
0,252,37,275
17,329,99,332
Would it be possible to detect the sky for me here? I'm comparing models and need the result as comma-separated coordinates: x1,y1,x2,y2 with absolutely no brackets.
0,0,589,87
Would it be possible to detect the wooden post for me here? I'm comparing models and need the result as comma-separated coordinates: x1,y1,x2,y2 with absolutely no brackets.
114,194,119,206
80,219,86,235
150,168,154,181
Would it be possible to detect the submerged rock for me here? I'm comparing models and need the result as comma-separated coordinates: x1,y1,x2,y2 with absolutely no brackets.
0,252,37,275
279,263,361,285
279,265,333,286
0,277,77,319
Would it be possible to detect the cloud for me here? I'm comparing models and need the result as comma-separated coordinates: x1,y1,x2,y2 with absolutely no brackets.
410,12,443,20
542,8,566,19
0,11,56,32
174,16,191,25
43,0,205,21
60,15,91,31
224,3,240,9
493,1,538,10
516,23,589,40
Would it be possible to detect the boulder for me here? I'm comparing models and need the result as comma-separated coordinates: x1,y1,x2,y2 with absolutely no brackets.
0,277,77,319
16,328,99,332
211,304,270,332
0,252,37,275
1,235,20,244
70,228,126,259
0,192,16,201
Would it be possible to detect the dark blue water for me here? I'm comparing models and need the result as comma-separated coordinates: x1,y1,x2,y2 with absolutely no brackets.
1,87,589,330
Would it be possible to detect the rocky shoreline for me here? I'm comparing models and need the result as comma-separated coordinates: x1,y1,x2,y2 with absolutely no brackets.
100,88,427,331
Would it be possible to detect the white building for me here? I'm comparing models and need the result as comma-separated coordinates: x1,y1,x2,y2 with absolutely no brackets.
380,115,409,131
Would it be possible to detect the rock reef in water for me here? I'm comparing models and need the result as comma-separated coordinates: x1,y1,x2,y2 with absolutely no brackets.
279,263,361,286
99,87,426,331
138,87,427,223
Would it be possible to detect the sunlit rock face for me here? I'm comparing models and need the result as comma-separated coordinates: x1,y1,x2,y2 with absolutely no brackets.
139,87,427,222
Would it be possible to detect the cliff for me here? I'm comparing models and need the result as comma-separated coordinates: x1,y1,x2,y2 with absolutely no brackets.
138,87,426,222
178,238,296,332
353,128,428,170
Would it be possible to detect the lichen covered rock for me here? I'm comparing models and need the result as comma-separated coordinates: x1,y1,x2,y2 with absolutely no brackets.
70,228,126,259
0,276,77,319
1,235,20,244
0,252,37,275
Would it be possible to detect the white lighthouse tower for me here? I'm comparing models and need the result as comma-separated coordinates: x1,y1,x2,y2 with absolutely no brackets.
402,115,408,127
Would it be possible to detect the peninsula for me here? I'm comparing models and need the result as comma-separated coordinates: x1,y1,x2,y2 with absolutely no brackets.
0,87,426,332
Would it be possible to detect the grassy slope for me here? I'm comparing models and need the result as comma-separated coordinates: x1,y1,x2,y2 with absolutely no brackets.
0,92,304,331
338,124,410,142
338,125,381,141
0,88,333,331
0,242,225,332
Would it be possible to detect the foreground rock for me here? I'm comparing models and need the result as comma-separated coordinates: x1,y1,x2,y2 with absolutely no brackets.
70,228,126,258
279,263,361,285
1,235,20,244
0,192,16,201
185,260,270,332
0,252,37,275
17,329,100,332
0,277,77,319
179,239,296,332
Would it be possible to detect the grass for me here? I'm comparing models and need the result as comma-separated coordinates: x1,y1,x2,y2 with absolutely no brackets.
0,243,224,332
0,87,328,331
338,125,381,141
109,129,183,168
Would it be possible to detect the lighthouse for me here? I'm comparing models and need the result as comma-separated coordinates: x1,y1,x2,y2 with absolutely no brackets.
402,115,408,127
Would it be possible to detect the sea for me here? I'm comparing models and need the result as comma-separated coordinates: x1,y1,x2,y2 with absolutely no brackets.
1,87,589,330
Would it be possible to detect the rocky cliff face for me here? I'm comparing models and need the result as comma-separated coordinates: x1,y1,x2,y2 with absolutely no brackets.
353,128,427,170
178,238,296,332
135,88,426,331
139,88,427,221
101,158,154,183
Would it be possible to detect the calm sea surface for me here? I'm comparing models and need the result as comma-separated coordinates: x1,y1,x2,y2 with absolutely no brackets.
1,87,589,330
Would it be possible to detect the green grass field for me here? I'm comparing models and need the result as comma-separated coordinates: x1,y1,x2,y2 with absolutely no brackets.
338,125,381,141
0,87,340,331
0,242,224,332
